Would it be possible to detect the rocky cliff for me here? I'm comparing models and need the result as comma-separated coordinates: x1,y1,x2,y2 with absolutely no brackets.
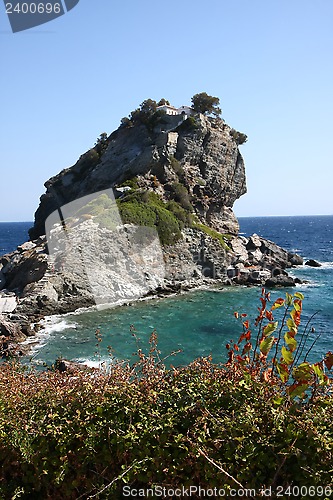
29,112,246,240
0,104,304,356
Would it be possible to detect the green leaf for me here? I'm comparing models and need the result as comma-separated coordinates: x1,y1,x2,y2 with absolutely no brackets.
260,336,275,356
294,292,304,300
312,363,327,385
281,346,293,365
286,293,293,307
263,321,278,336
293,362,313,381
286,318,297,332
288,383,309,399
275,362,289,383
284,332,297,352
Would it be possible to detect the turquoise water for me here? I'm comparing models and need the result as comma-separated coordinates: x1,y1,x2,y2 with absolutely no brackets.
25,287,261,367
1,217,332,368
24,281,332,368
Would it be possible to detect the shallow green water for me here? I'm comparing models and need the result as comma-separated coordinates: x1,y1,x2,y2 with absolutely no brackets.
24,283,330,369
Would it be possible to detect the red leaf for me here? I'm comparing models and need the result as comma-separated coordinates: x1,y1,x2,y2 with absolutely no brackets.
227,351,234,364
260,297,266,308
234,312,239,319
291,308,301,327
238,330,251,344
242,342,252,355
265,310,274,321
236,355,246,364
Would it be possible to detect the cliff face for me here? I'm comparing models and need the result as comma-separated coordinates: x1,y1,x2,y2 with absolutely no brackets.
29,113,246,240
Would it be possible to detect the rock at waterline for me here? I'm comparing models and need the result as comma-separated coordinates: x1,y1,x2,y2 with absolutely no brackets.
288,253,304,266
305,259,321,268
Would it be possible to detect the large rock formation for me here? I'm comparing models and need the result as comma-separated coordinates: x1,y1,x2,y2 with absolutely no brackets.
29,112,246,240
0,105,304,355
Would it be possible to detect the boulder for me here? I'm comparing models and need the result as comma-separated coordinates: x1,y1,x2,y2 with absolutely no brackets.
251,269,271,281
17,241,36,253
0,315,26,341
288,253,304,266
265,275,296,287
247,248,263,266
230,237,248,263
54,358,97,373
246,233,262,250
4,252,48,292
305,259,321,267
259,238,289,268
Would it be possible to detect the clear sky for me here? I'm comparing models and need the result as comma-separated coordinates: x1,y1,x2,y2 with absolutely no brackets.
1,0,332,221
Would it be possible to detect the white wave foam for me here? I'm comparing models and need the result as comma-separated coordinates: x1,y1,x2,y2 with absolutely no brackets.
20,330,50,357
20,317,79,357
40,316,78,334
76,359,102,369
319,261,333,269
75,357,118,370
295,281,322,289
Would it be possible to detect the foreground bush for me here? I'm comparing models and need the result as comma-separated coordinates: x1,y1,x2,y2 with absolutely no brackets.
0,357,332,498
0,291,332,499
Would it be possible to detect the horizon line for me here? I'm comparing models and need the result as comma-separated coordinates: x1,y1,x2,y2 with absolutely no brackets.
1,213,333,224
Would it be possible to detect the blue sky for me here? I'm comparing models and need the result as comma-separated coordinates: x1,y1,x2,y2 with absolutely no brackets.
1,0,332,221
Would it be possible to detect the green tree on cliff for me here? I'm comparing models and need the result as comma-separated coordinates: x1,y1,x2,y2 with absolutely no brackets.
191,92,221,117
130,99,158,124
157,98,170,106
94,132,109,157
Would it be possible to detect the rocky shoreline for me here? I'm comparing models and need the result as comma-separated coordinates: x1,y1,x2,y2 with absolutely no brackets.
0,226,304,358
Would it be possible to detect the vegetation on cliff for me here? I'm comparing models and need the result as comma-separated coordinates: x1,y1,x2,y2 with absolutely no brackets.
117,191,184,246
191,92,222,117
72,186,232,249
0,291,332,498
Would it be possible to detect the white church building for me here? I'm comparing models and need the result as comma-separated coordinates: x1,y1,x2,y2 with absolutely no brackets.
156,104,194,116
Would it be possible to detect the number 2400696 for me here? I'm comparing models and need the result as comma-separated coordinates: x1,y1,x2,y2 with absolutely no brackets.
6,3,62,14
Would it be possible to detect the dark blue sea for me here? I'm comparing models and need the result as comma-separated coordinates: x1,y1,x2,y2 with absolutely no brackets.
0,216,332,367
0,222,31,255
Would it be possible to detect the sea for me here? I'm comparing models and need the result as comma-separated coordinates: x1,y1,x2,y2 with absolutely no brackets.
0,216,332,368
